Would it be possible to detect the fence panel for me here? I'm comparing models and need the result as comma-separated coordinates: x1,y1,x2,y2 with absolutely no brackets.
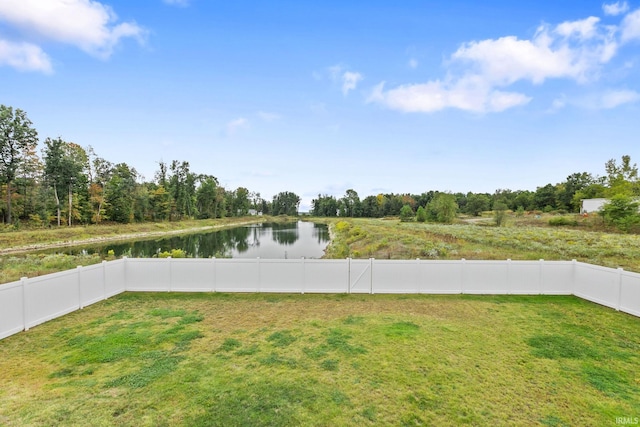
302,259,348,293
620,271,640,317
349,259,373,293
215,259,260,292
170,259,215,292
126,258,171,292
105,259,126,297
507,261,542,294
540,261,574,295
0,281,24,340
24,270,79,329
417,261,462,293
462,261,509,293
258,259,305,293
373,260,420,293
574,263,620,309
79,264,106,307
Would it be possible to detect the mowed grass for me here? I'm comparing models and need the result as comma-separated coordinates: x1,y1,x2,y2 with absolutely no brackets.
1,293,639,426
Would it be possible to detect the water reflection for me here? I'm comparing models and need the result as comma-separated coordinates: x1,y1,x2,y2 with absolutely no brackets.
49,221,329,259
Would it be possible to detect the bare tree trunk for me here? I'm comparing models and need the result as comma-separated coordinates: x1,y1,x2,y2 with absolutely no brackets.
97,197,103,223
5,183,11,224
68,184,72,227
53,183,61,226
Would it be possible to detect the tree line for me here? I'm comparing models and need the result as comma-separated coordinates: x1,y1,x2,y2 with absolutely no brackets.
1,104,638,229
311,156,640,230
0,105,300,226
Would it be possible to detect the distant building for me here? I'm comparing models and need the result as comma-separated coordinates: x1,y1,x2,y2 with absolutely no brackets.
580,198,607,214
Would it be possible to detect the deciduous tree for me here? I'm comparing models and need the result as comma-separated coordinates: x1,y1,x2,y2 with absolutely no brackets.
426,193,458,223
104,163,137,223
0,105,38,223
43,138,88,226
272,191,300,216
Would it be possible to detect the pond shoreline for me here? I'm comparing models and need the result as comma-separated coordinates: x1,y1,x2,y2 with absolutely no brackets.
0,220,260,256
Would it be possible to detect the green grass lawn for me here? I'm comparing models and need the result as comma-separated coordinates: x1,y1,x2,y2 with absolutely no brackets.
1,293,639,426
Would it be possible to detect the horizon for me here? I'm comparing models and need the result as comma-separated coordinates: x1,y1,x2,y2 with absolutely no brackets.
1,0,639,211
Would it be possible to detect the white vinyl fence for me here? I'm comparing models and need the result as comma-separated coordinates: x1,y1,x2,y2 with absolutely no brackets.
2,257,640,340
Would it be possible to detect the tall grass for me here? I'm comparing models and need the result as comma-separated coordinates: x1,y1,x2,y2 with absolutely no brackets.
321,218,640,272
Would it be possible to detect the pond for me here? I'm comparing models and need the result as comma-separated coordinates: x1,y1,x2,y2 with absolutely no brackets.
53,221,330,259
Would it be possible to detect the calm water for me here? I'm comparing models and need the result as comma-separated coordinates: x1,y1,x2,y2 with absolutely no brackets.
54,221,330,259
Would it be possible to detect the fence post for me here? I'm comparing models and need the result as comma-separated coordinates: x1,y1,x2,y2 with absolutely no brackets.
571,259,577,296
347,258,351,294
168,257,173,292
123,256,128,291
461,259,466,294
301,257,305,295
21,277,28,331
539,259,545,295
102,260,107,300
617,268,624,311
370,258,374,295
506,259,511,295
257,257,261,293
77,266,83,309
211,257,216,293
415,258,420,294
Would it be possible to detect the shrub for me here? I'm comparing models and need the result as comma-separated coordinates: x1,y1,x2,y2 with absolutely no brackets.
158,249,187,258
426,193,458,223
494,202,508,227
601,195,640,233
548,217,579,227
399,205,414,222
335,221,351,232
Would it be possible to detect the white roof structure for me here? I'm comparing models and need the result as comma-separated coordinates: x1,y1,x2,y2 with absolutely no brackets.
580,198,607,214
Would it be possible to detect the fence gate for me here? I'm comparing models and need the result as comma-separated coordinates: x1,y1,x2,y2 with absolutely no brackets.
349,258,373,293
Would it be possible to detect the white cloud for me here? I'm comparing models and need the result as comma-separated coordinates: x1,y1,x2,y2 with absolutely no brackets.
370,15,623,114
408,58,418,69
342,71,363,95
555,16,601,40
452,36,573,85
226,118,248,135
327,64,363,95
621,8,640,42
368,80,530,113
548,90,639,111
0,39,52,73
328,65,343,80
163,0,190,6
548,95,567,112
0,0,146,67
603,1,629,16
600,89,640,108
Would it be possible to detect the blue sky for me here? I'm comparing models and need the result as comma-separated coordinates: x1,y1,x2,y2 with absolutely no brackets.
1,1,639,210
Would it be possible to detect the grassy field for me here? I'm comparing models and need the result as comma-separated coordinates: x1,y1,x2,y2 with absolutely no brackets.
0,292,638,426
320,217,640,272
